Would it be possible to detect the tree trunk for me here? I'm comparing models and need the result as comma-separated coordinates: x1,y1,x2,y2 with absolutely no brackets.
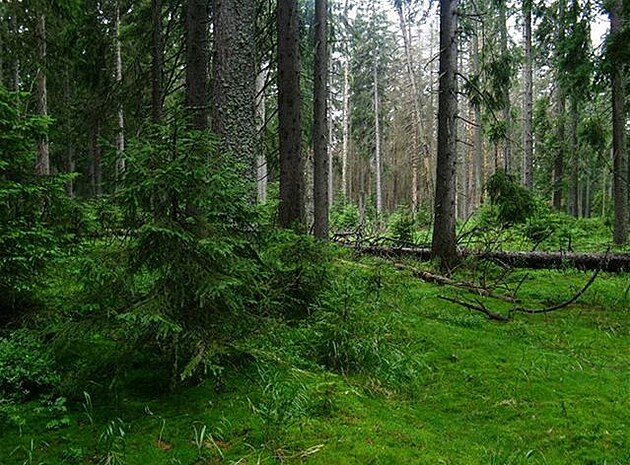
212,0,256,180
115,1,125,176
342,61,350,201
373,60,383,218
552,85,565,210
395,3,421,214
522,0,533,189
498,0,511,173
256,68,268,203
151,0,163,123
277,0,304,228
473,29,483,207
313,0,329,239
35,14,49,176
568,102,579,217
185,0,209,130
431,0,459,270
610,0,628,244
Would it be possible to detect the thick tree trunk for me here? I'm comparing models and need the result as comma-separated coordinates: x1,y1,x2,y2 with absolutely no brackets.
611,0,628,244
35,14,49,176
212,0,256,180
277,0,304,228
115,2,125,176
151,0,163,123
431,0,459,270
185,0,209,130
313,0,329,239
522,0,533,189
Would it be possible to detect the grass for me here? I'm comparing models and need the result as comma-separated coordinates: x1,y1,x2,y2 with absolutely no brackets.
0,254,628,465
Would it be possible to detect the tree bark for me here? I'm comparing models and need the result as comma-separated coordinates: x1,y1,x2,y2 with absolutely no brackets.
610,0,628,245
342,61,350,201
522,0,533,189
35,14,49,176
185,0,209,130
115,1,125,176
373,61,383,218
212,0,256,180
552,85,565,210
313,0,329,239
431,0,459,271
472,29,483,207
277,0,304,228
256,68,268,203
151,0,164,123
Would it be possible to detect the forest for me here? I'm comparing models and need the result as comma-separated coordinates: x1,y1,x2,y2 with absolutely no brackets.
0,0,629,463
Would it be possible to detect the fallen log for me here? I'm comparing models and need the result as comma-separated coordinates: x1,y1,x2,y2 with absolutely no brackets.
351,245,630,272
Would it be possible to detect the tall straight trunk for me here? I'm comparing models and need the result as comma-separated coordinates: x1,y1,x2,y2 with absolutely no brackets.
499,0,511,173
212,0,256,179
63,66,75,196
151,0,163,123
342,61,350,201
373,62,383,217
89,122,102,197
9,15,19,91
552,85,565,210
328,70,334,208
473,30,483,207
522,0,533,189
256,68,268,203
395,3,421,213
35,14,49,176
568,102,579,217
431,0,459,271
185,0,209,130
115,2,125,176
277,0,304,228
313,0,329,239
611,0,628,244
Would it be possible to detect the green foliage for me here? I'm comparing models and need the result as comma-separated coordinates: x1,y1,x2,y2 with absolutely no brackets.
0,330,60,400
387,205,417,244
485,170,536,226
330,201,360,232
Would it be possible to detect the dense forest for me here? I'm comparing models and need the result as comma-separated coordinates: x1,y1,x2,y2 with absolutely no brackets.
0,0,629,463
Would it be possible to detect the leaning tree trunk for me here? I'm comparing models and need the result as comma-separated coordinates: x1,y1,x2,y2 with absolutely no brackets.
313,0,329,239
611,0,628,244
431,0,459,271
212,0,257,180
185,0,208,130
277,0,304,228
35,14,49,176
522,0,533,189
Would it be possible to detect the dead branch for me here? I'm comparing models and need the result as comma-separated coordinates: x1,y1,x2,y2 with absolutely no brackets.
438,295,510,322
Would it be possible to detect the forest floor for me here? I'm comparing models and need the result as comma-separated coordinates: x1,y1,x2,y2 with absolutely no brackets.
1,253,629,465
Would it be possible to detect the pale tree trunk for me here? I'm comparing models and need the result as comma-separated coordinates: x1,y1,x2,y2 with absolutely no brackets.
568,102,579,217
373,61,383,217
35,14,49,176
185,0,209,130
395,3,421,213
610,0,628,244
212,0,256,180
9,15,19,91
522,0,533,189
472,29,483,207
255,68,268,203
552,85,565,210
115,1,125,176
432,0,459,271
151,0,163,123
277,0,304,228
498,0,511,173
313,0,329,239
342,61,350,201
